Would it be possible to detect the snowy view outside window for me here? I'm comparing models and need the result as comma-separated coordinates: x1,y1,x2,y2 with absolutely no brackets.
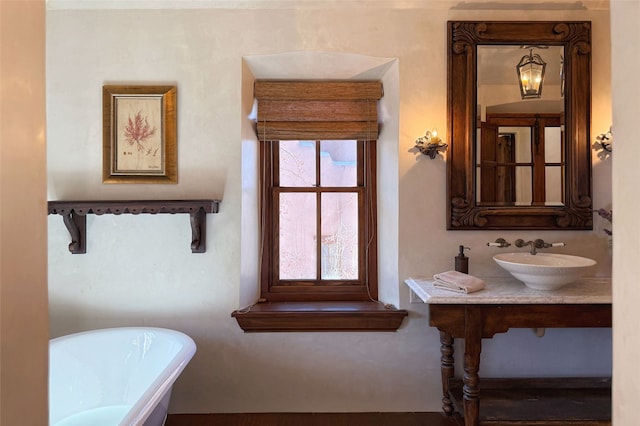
278,140,359,281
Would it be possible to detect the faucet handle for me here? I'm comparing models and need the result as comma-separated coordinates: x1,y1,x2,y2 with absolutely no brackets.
514,239,529,248
533,239,566,249
534,239,547,248
487,238,511,248
515,238,564,255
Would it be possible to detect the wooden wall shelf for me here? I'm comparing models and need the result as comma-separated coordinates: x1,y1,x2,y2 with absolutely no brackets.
48,200,220,254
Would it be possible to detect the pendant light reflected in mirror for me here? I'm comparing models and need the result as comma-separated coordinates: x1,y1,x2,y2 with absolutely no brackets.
516,47,547,99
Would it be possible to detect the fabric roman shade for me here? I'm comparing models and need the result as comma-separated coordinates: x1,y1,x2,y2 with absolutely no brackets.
254,80,383,140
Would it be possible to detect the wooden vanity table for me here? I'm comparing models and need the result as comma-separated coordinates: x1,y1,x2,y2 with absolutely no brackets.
405,277,612,426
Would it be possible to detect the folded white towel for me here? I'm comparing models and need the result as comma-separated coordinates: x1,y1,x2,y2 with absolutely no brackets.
433,270,485,294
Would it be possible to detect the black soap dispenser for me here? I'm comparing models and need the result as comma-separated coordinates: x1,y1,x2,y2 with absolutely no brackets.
455,245,470,274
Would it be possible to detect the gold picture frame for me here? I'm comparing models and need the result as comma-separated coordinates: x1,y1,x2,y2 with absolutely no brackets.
103,85,177,184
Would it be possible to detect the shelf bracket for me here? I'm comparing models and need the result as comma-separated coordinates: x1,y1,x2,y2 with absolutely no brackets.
61,210,87,254
190,207,207,254
48,200,220,254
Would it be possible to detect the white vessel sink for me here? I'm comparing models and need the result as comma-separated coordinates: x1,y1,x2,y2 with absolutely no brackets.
493,252,597,291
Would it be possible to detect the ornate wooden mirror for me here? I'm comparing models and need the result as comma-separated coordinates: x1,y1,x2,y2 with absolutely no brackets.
447,21,592,229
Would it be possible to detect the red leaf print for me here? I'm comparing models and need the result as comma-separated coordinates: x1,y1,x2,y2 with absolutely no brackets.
124,111,157,152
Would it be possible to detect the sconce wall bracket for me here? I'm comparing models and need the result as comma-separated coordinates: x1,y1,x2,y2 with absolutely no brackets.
413,130,448,159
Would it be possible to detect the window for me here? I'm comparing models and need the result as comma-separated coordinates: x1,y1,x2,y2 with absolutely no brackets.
257,81,380,303
260,138,376,302
232,80,407,332
478,113,564,206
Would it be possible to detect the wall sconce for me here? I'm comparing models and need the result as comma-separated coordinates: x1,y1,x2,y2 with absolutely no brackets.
516,47,547,99
592,126,613,160
413,129,447,159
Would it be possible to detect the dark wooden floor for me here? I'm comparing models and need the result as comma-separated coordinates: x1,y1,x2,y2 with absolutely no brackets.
166,412,460,426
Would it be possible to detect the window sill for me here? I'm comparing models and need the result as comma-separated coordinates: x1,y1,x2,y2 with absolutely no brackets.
231,301,408,332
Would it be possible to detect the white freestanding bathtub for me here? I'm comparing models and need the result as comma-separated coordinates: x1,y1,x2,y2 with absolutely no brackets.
49,327,196,426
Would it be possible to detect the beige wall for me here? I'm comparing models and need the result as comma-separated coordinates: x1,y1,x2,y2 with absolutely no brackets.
611,1,640,424
45,0,613,415
0,1,49,424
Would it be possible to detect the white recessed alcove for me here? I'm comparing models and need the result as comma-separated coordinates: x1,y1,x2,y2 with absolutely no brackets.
239,51,400,308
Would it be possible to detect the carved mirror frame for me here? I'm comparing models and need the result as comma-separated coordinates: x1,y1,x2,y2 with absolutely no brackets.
447,21,592,230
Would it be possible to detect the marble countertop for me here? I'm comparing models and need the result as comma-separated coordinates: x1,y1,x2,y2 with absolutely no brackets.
404,276,612,304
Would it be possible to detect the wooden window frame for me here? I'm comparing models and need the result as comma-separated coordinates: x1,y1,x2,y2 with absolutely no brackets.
232,80,406,332
259,139,377,303
481,113,564,206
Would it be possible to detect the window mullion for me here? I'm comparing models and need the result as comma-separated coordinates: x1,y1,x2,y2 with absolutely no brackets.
316,141,322,282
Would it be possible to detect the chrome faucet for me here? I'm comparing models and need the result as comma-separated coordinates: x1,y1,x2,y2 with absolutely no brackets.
515,238,566,255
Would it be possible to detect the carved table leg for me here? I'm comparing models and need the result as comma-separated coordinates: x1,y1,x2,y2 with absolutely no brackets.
439,331,455,415
463,306,482,426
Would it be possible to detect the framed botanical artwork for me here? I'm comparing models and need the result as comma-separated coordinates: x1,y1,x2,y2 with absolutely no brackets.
103,85,177,184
